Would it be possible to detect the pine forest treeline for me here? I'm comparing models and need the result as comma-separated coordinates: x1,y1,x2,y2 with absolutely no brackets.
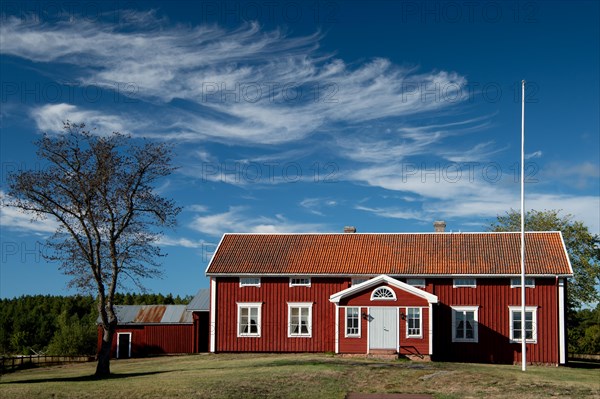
0,293,192,355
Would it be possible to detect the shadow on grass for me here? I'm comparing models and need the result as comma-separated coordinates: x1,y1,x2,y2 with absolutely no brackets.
566,360,600,369
1,370,174,384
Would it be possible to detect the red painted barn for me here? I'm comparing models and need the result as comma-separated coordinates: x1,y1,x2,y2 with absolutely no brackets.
97,288,210,358
205,227,572,365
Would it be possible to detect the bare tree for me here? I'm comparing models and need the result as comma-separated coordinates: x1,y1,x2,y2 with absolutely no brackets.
5,122,181,377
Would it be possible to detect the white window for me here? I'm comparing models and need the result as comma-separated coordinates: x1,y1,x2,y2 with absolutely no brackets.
370,286,396,301
453,278,476,288
345,307,360,337
509,306,538,343
406,308,422,338
237,303,262,337
288,303,312,337
510,277,535,288
239,277,261,287
351,277,370,286
406,278,426,288
452,306,479,342
289,277,311,287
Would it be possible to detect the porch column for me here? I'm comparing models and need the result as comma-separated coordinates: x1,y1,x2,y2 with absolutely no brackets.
558,278,566,364
335,304,340,354
428,303,433,356
210,277,216,353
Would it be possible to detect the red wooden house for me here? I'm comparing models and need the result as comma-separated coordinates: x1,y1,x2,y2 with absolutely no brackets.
205,226,572,365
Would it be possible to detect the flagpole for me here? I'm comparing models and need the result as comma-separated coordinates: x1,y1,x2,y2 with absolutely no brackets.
521,79,527,371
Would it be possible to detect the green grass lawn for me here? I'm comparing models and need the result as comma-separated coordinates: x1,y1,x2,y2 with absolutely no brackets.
1,354,599,398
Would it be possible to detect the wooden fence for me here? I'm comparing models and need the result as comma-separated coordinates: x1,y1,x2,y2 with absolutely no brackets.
0,355,94,373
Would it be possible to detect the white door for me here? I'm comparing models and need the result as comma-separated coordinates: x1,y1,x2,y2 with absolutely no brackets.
369,307,397,349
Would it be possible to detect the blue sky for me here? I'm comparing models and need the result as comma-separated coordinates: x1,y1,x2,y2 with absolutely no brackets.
1,1,598,299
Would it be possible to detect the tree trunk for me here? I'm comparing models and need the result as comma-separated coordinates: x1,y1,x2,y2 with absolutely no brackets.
95,323,115,377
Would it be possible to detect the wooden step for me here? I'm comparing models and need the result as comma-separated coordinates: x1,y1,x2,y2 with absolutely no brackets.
367,349,398,360
369,349,397,355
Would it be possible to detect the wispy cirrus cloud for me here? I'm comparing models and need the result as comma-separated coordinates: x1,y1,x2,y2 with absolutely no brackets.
354,205,427,221
189,206,328,236
3,13,469,145
525,150,543,160
352,170,600,234
299,197,338,216
335,116,494,165
541,161,600,189
31,104,126,134
0,191,59,234
157,236,210,249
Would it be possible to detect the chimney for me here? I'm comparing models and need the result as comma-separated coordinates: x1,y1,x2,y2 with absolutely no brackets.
433,220,446,233
343,226,357,233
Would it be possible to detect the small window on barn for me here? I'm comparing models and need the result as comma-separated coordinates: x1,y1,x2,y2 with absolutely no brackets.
345,307,360,337
510,277,535,288
288,303,312,337
239,277,261,287
453,278,476,288
370,286,396,301
406,308,422,338
406,278,426,288
237,303,262,337
289,277,311,287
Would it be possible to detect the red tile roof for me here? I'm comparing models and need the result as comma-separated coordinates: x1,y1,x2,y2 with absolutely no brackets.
205,232,572,276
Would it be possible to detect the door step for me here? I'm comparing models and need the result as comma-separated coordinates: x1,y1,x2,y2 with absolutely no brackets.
367,349,398,360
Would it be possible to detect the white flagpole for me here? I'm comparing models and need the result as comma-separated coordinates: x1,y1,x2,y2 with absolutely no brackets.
521,80,527,371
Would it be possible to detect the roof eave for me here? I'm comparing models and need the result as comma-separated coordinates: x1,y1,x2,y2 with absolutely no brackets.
207,272,573,278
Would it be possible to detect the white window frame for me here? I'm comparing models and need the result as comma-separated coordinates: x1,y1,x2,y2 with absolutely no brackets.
406,278,426,288
453,278,477,288
370,286,397,301
351,277,370,286
510,277,535,288
451,306,479,343
406,307,422,338
289,277,311,287
239,277,261,287
288,302,313,338
509,306,538,343
237,302,262,337
345,307,361,337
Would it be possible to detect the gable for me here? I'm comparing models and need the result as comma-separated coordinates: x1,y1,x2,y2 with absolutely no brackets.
329,275,438,305
339,284,430,307
205,232,572,276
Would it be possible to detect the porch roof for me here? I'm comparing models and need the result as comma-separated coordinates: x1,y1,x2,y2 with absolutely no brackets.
329,275,438,304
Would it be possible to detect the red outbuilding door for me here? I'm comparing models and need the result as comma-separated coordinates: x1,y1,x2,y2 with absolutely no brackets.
117,332,131,359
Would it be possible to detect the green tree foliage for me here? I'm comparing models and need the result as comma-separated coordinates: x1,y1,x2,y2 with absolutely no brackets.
488,209,600,308
46,311,97,356
568,304,600,355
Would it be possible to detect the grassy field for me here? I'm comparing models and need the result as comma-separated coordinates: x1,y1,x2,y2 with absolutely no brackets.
1,354,599,398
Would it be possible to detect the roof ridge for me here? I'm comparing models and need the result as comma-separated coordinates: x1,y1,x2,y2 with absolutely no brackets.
221,231,563,236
